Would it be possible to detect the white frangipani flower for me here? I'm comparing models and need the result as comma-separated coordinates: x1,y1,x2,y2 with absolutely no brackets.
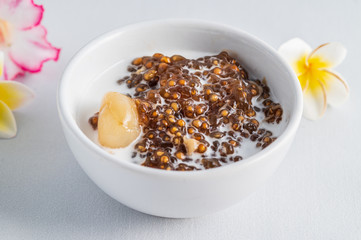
0,51,34,138
279,38,349,120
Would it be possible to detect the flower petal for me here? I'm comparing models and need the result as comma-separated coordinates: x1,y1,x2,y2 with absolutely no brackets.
0,51,3,78
9,25,60,73
0,80,34,110
3,50,25,80
303,80,327,120
0,0,44,29
298,72,309,93
307,42,346,69
0,99,17,138
278,38,312,76
321,69,349,107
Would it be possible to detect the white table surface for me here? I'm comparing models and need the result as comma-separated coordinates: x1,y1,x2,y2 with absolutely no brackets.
1,0,361,239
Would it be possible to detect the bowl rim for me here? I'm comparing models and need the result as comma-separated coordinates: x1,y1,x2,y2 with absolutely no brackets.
57,19,303,178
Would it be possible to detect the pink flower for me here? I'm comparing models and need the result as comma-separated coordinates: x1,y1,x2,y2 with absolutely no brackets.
0,0,60,80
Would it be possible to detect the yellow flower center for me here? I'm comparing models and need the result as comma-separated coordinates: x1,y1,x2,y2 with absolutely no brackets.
296,55,330,93
0,18,12,47
307,56,329,70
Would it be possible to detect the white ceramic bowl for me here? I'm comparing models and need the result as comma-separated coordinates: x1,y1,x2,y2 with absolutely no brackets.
58,20,302,218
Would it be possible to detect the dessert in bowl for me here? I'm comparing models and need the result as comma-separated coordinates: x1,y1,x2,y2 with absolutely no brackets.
57,20,302,218
88,51,285,171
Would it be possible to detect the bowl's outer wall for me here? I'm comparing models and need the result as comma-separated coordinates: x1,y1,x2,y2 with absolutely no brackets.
58,20,302,218
61,118,294,218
